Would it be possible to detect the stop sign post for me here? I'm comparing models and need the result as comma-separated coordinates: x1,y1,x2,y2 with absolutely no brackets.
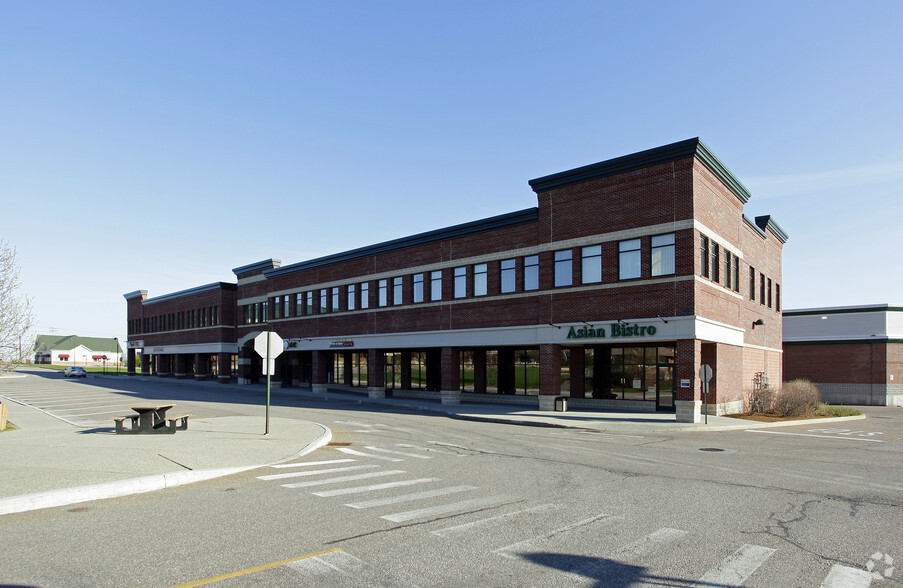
253,330,283,435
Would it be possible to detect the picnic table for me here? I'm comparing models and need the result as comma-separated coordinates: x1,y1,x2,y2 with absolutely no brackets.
112,405,191,434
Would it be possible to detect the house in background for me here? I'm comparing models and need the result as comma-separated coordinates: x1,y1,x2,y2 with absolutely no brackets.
783,304,903,407
34,335,123,366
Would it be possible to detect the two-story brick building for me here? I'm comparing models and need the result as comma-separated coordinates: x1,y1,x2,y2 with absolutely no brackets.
125,138,787,422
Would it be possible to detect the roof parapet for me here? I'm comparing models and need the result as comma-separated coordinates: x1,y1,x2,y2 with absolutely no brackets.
232,259,282,277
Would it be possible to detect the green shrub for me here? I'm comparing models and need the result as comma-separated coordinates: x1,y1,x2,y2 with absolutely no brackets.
744,386,774,414
772,379,820,417
815,403,862,417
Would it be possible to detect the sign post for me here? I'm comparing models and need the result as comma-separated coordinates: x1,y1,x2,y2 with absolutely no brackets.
253,330,284,435
699,364,713,424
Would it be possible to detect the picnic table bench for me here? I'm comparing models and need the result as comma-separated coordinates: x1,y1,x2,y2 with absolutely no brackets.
112,405,191,434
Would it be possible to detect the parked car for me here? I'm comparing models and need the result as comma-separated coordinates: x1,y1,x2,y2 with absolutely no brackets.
63,366,87,378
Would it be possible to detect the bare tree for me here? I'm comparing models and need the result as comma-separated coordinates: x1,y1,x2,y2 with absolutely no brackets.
0,240,36,373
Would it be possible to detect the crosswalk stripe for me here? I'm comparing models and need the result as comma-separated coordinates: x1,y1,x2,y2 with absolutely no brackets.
563,528,688,581
395,443,456,455
494,514,623,559
282,470,407,489
270,459,356,469
819,564,874,588
363,446,433,459
346,486,477,509
693,544,776,587
381,496,513,523
312,478,441,497
257,465,376,481
432,504,563,537
337,448,404,462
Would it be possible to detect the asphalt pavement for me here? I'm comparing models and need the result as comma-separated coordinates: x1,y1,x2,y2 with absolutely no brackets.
0,370,867,516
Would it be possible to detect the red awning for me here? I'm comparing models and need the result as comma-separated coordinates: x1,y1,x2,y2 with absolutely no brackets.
59,355,69,359
92,355,108,360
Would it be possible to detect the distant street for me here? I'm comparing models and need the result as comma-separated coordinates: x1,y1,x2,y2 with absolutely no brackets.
2,372,902,587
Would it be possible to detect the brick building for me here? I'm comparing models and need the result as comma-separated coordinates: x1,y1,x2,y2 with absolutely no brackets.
124,138,787,422
783,304,903,406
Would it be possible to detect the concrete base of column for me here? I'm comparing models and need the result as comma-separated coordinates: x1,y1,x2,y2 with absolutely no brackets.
217,375,230,384
194,374,209,381
127,371,137,376
537,395,559,411
174,373,188,380
312,383,329,394
368,387,386,399
675,400,703,423
440,389,461,405
237,378,253,385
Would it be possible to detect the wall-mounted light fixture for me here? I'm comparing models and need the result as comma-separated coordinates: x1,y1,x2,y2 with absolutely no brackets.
752,318,765,329
657,315,669,324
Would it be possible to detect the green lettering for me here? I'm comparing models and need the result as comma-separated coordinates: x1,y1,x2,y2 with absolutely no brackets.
648,326,657,335
567,327,577,339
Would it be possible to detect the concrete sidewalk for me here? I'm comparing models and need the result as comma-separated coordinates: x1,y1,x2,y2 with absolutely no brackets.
0,371,865,516
0,399,331,516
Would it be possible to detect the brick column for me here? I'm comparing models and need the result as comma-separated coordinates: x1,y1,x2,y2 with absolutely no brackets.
440,347,460,405
675,339,702,422
538,344,562,411
127,348,137,376
343,352,354,386
195,353,209,381
174,354,188,379
473,349,487,394
217,352,231,384
238,346,254,385
140,352,150,376
497,348,515,394
158,355,172,377
311,351,329,393
367,349,385,398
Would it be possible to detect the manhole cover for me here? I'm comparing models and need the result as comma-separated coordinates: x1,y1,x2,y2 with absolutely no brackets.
699,447,724,452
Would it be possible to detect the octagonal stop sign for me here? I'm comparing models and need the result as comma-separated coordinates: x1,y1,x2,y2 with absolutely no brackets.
253,332,283,375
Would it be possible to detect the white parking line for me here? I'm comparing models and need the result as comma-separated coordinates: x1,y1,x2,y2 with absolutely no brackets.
746,430,884,443
819,564,874,587
282,470,407,489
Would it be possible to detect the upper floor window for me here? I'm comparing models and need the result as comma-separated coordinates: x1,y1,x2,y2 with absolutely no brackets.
700,235,709,278
775,284,781,312
724,252,732,289
554,250,573,287
393,277,403,305
500,259,516,293
454,267,467,298
749,267,756,301
306,291,314,315
413,273,424,303
320,289,328,313
347,284,356,310
284,296,290,318
759,274,766,305
474,263,487,296
581,246,602,284
650,234,675,277
711,243,720,283
332,287,340,311
524,255,539,291
378,279,388,307
360,282,369,309
430,271,442,301
274,296,282,318
732,255,740,292
619,239,641,280
767,278,772,308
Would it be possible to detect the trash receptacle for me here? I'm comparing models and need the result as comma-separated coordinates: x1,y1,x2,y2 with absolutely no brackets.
554,396,567,412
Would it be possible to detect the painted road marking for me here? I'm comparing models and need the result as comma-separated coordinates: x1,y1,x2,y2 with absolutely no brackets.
563,528,689,581
171,547,343,587
257,465,377,481
346,485,476,509
282,470,407,489
692,544,776,587
819,564,874,587
432,504,562,537
364,446,433,459
746,430,884,442
313,478,441,497
494,513,622,559
270,459,356,469
337,447,404,461
382,496,514,523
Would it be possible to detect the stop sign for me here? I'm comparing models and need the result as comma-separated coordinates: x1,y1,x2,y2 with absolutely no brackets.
253,331,284,359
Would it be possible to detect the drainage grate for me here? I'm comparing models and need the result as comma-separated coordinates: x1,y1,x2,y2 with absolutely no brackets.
327,442,351,447
699,447,725,452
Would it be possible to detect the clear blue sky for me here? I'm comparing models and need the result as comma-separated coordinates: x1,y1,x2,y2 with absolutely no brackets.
2,1,901,344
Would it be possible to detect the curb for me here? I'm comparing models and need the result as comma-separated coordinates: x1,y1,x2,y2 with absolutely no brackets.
0,423,333,516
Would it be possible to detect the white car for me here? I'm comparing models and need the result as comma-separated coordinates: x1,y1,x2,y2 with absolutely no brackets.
64,366,87,378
